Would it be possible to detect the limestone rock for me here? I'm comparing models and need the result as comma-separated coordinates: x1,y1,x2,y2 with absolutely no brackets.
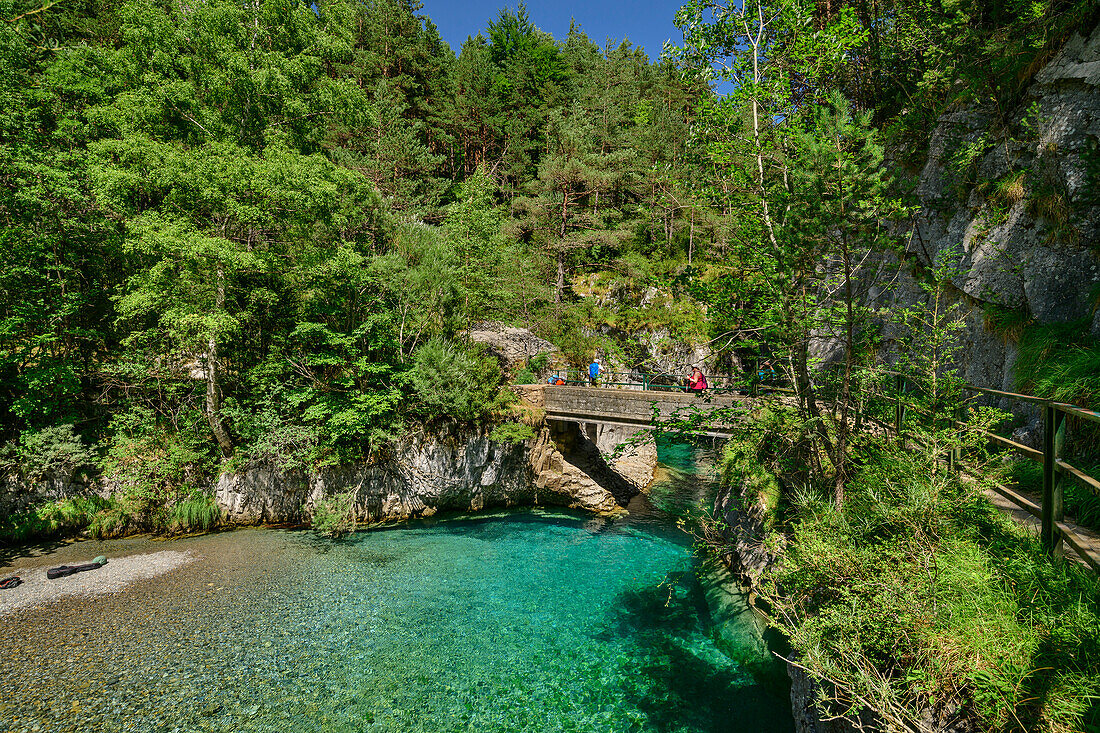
468,321,558,370
713,472,783,586
216,421,639,525
831,24,1100,398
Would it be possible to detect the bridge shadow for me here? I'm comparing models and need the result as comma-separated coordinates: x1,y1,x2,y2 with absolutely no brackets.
598,571,794,733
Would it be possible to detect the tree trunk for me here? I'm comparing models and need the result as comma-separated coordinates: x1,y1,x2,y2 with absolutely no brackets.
555,252,565,304
689,208,695,264
206,261,234,457
555,190,569,304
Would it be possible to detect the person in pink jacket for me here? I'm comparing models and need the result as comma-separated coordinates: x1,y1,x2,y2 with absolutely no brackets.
687,366,708,393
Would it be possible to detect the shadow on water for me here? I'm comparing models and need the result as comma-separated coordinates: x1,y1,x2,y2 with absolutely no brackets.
602,576,795,733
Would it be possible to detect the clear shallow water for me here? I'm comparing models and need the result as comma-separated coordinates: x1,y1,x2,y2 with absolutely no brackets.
0,508,793,732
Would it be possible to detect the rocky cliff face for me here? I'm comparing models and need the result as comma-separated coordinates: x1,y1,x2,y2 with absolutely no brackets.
812,24,1100,407
216,416,652,525
0,471,90,516
912,26,1095,382
712,473,783,586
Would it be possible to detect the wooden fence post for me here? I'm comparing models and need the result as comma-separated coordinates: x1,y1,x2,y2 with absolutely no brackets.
1042,403,1066,558
894,373,905,449
949,405,963,473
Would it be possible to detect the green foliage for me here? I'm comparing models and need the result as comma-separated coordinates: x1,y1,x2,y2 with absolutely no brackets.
511,368,537,385
0,495,112,545
311,490,357,538
87,504,136,540
407,338,503,423
167,493,223,534
488,421,535,445
15,424,97,481
1015,318,1100,407
982,302,1033,342
946,132,995,199
0,0,714,478
98,417,215,532
755,422,1100,732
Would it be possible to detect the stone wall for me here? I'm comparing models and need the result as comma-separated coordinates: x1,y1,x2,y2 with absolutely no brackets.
544,385,745,431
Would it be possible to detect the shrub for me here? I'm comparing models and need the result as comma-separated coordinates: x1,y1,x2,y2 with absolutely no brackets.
0,495,111,545
511,368,537,385
311,490,357,538
99,423,215,533
488,422,535,445
407,338,502,423
730,407,1100,733
17,425,97,481
87,504,135,540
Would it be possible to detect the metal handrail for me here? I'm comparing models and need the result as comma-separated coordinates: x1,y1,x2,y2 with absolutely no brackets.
548,368,767,393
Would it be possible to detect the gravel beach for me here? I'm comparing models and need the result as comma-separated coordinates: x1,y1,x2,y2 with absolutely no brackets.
0,549,196,616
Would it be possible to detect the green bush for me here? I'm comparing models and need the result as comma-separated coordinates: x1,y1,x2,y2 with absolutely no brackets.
99,421,215,533
16,425,97,481
87,503,136,540
511,368,537,385
0,495,111,545
749,428,1100,732
311,491,357,538
407,338,503,423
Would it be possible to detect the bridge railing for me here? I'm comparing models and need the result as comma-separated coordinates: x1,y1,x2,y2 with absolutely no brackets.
548,369,786,394
854,370,1100,569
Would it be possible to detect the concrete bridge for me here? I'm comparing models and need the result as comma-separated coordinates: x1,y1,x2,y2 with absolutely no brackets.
542,385,747,438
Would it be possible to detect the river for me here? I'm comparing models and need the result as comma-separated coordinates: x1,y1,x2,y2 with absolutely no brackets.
0,448,793,732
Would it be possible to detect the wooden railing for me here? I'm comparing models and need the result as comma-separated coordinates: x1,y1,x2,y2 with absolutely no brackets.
867,371,1100,569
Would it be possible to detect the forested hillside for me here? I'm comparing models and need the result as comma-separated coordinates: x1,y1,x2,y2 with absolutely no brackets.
1,0,725,480
4,0,1098,486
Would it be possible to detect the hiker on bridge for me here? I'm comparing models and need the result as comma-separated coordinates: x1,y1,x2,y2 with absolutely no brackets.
588,359,601,387
686,366,708,393
757,359,777,386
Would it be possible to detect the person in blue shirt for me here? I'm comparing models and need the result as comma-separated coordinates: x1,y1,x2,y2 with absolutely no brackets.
588,359,601,387
758,359,776,385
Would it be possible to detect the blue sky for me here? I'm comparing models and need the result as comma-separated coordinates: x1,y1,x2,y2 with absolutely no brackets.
418,0,688,61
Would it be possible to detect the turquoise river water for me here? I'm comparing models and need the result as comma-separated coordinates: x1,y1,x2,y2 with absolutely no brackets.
0,463,794,732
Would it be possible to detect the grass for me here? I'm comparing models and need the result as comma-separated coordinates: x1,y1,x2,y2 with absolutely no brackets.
0,495,112,545
983,302,1033,343
0,491,225,544
167,494,223,534
1015,318,1100,408
87,504,135,540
